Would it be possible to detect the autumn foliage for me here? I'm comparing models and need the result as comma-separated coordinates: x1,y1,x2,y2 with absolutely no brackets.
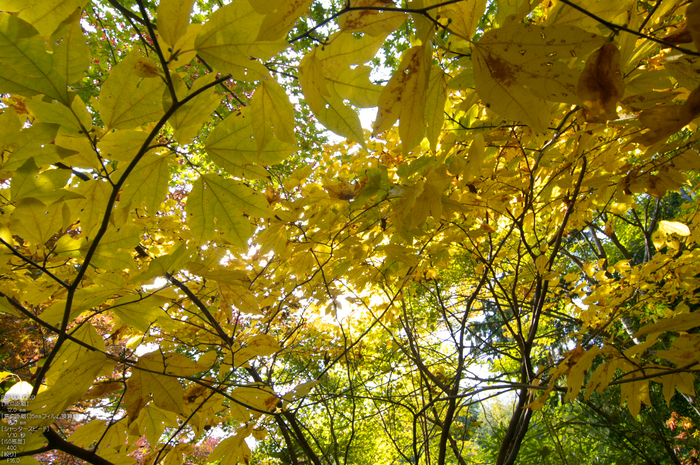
1,0,700,464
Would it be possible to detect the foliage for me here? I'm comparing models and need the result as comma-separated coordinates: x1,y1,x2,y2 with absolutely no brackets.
1,1,700,465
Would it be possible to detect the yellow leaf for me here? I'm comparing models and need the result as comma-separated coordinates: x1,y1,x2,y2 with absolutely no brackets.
13,0,88,37
69,179,110,238
160,23,200,67
255,0,313,41
373,44,431,153
135,405,179,447
133,56,160,78
620,375,651,418
157,0,195,49
10,198,64,246
234,334,282,367
139,351,210,377
27,351,107,422
195,1,287,81
186,174,272,247
660,371,696,406
119,153,171,214
473,23,605,132
0,13,69,103
659,220,691,236
635,312,700,338
99,49,165,129
438,0,487,40
473,44,548,133
208,426,252,465
338,0,407,36
26,93,91,136
205,107,297,168
169,74,222,143
299,50,366,147
331,65,383,108
547,0,635,33
425,66,447,151
69,420,108,448
283,380,320,401
251,77,297,153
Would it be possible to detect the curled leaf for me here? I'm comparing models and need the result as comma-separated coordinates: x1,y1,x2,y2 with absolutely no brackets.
659,220,691,236
577,42,625,122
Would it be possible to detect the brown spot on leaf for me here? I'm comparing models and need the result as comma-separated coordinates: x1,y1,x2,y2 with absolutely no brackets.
485,53,517,87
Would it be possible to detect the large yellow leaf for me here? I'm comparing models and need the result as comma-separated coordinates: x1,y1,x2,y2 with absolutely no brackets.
69,180,111,238
156,0,195,49
620,375,651,418
473,23,605,132
110,295,165,332
169,75,221,144
299,51,366,146
208,426,252,465
118,153,171,214
9,198,64,246
373,44,431,153
27,351,107,423
234,334,282,367
659,220,691,236
547,0,635,33
338,0,407,36
51,13,90,89
317,30,387,73
438,0,487,40
659,371,695,406
27,94,91,137
186,174,272,247
250,77,297,153
635,312,700,337
6,0,89,37
205,108,298,167
425,66,447,151
138,351,210,377
195,1,287,81
0,13,69,104
254,0,313,41
99,49,165,129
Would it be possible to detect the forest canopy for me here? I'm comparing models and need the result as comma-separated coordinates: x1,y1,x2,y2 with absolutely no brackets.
1,0,700,464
